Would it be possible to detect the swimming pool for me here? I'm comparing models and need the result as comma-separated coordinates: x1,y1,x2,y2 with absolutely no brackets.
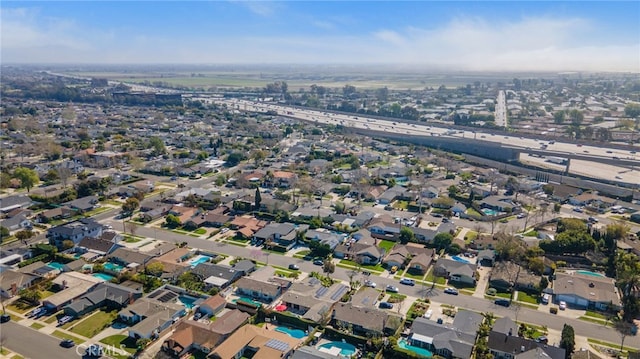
47,262,65,270
398,338,433,357
576,270,605,277
178,295,199,309
275,326,306,339
481,208,499,216
233,296,262,307
188,255,212,267
93,273,115,281
451,255,470,264
318,341,356,357
104,262,124,273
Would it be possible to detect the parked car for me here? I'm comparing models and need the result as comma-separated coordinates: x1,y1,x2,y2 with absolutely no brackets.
559,301,567,310
386,285,399,293
390,266,398,274
516,213,526,219
495,299,511,307
588,217,598,223
536,336,549,344
436,318,444,324
379,302,394,309
444,287,459,295
0,314,10,323
313,258,324,266
362,270,371,276
57,315,73,326
60,339,75,348
399,278,415,286
288,264,300,270
364,280,377,288
424,309,433,319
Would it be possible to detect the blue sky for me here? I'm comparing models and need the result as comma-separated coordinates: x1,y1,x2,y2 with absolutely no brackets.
1,1,639,71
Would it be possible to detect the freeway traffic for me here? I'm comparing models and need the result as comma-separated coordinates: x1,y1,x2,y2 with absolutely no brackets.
216,99,640,183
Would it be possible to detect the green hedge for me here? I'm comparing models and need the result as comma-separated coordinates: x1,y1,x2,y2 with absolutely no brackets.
266,310,317,330
324,326,369,346
18,254,50,268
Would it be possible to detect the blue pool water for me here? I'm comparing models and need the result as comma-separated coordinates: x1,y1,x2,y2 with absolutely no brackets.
47,262,65,270
275,326,306,339
576,270,604,277
481,208,499,216
188,255,212,267
104,262,124,273
178,295,198,309
398,338,433,357
451,255,470,264
318,341,357,357
93,273,115,281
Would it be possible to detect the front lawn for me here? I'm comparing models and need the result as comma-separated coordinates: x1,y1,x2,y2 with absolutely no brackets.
517,292,539,305
425,269,446,285
393,201,409,210
404,271,426,280
70,310,117,338
7,300,36,314
30,322,45,330
51,330,85,344
338,259,384,273
293,250,311,259
387,293,407,303
193,228,207,235
124,236,141,243
378,240,396,252
100,335,138,355
585,310,608,320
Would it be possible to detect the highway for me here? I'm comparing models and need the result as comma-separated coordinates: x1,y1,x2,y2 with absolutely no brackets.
216,99,640,184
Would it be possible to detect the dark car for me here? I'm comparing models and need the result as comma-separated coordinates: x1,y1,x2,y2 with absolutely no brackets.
362,270,371,276
0,314,10,323
379,302,394,309
288,264,300,270
313,259,324,266
495,299,511,307
60,339,75,348
535,336,548,344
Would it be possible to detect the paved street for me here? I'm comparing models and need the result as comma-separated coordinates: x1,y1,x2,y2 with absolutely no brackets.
1,321,85,359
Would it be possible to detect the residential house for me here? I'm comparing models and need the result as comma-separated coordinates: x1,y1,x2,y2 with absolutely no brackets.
477,249,496,267
209,324,302,359
480,196,515,213
149,247,192,280
433,258,477,287
489,261,540,293
408,311,482,359
368,216,402,240
0,195,32,213
106,247,155,272
184,212,233,229
280,278,349,323
168,205,198,225
408,252,434,275
17,261,60,279
0,214,32,232
192,263,245,289
350,287,381,309
331,302,402,337
197,294,227,318
411,227,437,244
63,282,142,317
121,298,186,340
63,195,99,213
234,277,290,304
272,171,297,188
491,316,518,336
383,245,434,270
468,235,498,251
305,230,342,251
230,216,268,240
37,207,75,223
488,331,565,359
139,204,172,223
253,223,306,250
0,270,39,298
163,309,250,358
553,272,621,310
76,236,122,258
333,242,382,265
47,218,103,248
291,346,337,359
43,272,103,311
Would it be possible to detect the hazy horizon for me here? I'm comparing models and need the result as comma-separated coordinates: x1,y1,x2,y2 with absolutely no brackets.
2,1,639,72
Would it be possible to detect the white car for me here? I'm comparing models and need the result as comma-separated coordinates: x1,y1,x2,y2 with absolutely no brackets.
559,301,567,310
424,309,433,319
364,280,377,288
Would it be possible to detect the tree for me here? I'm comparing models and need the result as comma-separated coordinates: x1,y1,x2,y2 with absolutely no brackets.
148,137,166,155
613,315,637,355
323,259,335,276
15,230,34,241
309,240,332,258
254,187,262,211
13,167,39,192
19,288,41,305
251,150,266,167
165,214,182,228
433,232,453,251
553,111,566,124
0,227,9,241
624,103,640,119
136,338,151,349
122,197,140,215
560,324,575,358
145,262,164,277
62,240,75,250
399,226,415,244
225,152,245,166
177,272,204,292
44,169,60,183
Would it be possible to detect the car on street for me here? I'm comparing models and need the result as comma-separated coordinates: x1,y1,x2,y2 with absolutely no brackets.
444,287,459,295
386,285,399,293
379,302,394,309
362,270,371,276
399,278,415,286
364,280,376,288
288,264,300,270
559,301,567,310
0,314,10,323
495,299,511,307
516,213,526,219
313,258,324,266
60,339,75,348
588,217,598,223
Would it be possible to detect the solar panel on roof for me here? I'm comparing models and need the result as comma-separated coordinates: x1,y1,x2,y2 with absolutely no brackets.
265,339,289,352
330,286,348,301
315,287,329,298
